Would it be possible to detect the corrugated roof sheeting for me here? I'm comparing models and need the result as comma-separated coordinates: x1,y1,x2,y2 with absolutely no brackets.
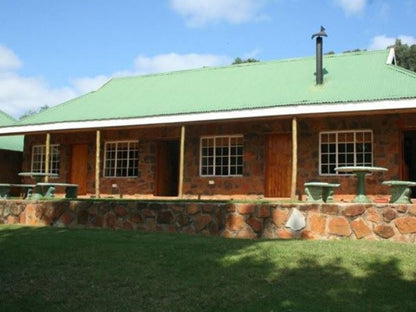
11,50,416,127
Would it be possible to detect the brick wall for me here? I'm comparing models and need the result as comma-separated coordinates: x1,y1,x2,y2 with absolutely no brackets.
20,113,411,198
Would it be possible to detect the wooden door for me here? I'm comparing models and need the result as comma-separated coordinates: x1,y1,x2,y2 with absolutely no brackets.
70,144,88,195
155,141,179,196
265,134,292,197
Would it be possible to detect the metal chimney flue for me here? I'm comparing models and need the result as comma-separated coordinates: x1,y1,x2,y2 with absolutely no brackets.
311,26,327,85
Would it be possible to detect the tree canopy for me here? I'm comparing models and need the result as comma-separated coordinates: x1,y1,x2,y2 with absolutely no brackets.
391,39,416,72
232,57,259,65
19,105,49,120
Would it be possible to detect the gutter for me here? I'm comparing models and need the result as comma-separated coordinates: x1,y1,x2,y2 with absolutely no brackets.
0,98,415,135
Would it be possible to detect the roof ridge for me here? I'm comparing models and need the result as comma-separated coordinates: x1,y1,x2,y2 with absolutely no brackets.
110,50,390,82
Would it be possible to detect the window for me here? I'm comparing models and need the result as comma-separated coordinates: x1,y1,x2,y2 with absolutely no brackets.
320,130,373,175
200,135,243,176
104,141,139,177
31,144,60,174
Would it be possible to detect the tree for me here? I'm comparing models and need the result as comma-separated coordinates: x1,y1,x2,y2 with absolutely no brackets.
232,57,259,65
19,105,49,120
391,39,416,73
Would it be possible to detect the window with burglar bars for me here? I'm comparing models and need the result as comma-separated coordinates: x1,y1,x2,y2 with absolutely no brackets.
31,144,60,174
200,135,244,176
320,130,373,175
104,141,139,177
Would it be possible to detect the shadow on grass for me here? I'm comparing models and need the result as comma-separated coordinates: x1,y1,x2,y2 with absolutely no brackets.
0,225,415,312
222,251,416,311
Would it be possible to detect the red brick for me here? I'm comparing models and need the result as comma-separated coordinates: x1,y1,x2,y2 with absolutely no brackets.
106,213,116,229
60,212,73,226
7,215,18,224
130,213,142,223
226,214,246,231
18,211,25,224
194,214,211,232
156,210,174,224
142,209,155,218
408,205,416,216
382,208,397,222
94,216,104,227
237,203,255,214
115,205,128,217
300,230,317,240
272,209,288,227
374,225,395,239
187,204,200,215
276,228,294,239
328,217,351,237
257,205,271,218
395,217,416,234
397,205,409,213
226,203,236,213
321,205,339,215
236,228,256,239
309,214,326,234
123,221,133,230
366,207,382,223
351,218,372,239
220,230,234,238
343,205,365,217
246,217,262,232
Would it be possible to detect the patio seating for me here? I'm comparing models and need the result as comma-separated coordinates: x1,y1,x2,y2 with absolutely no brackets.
382,180,416,204
36,182,79,199
0,183,36,199
304,182,340,203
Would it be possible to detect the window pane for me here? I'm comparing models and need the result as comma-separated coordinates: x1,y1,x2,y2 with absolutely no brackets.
104,141,139,177
320,130,372,175
200,135,243,176
31,144,60,175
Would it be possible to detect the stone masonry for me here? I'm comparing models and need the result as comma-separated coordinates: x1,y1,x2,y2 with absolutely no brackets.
1,200,416,243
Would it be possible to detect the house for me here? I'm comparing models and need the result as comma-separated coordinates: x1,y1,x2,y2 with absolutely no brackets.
0,111,24,187
0,47,416,200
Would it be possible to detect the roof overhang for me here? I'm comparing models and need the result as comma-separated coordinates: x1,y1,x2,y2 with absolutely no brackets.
0,98,415,135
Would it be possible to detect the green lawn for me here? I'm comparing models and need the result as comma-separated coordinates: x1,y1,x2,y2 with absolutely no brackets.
1,225,415,312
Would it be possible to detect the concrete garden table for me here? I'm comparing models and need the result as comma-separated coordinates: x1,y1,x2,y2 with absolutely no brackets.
19,172,59,199
334,166,388,203
19,172,59,183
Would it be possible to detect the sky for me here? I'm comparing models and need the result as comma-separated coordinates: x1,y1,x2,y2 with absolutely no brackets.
0,0,415,119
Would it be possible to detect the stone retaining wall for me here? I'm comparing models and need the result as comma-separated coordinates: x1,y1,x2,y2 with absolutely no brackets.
1,200,416,243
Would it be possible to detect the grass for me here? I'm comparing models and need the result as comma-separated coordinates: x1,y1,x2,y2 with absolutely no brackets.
1,225,415,312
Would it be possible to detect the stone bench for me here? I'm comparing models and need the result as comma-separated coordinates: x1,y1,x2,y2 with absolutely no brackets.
36,182,79,199
304,182,340,203
382,180,416,204
0,183,36,199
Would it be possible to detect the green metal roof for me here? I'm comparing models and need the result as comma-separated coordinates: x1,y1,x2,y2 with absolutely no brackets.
14,49,416,127
0,111,23,151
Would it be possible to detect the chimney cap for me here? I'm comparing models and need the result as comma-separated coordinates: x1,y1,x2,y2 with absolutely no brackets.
311,26,327,39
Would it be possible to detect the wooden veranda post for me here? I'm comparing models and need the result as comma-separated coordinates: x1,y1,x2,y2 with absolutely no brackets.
291,117,298,200
45,133,51,182
95,130,101,198
178,125,185,198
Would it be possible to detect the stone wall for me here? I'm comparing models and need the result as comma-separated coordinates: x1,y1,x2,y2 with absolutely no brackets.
1,200,416,243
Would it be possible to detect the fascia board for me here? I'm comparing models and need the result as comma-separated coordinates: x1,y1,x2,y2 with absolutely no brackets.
0,98,415,135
